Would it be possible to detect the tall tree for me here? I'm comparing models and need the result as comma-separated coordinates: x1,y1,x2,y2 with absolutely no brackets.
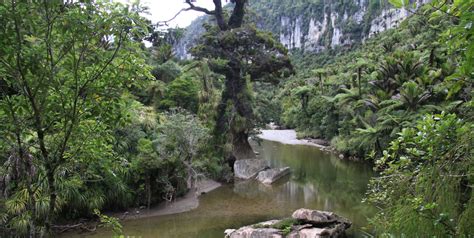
184,0,293,162
0,1,150,235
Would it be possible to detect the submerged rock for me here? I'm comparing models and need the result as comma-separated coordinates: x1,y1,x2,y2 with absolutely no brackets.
225,209,351,238
234,159,268,180
256,167,291,185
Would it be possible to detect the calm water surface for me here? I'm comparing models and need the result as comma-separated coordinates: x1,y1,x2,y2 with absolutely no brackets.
70,139,375,237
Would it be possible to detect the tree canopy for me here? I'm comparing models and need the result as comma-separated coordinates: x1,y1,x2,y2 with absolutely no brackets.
185,0,293,162
0,1,150,235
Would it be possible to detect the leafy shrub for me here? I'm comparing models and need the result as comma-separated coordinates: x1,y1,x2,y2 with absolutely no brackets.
367,113,473,236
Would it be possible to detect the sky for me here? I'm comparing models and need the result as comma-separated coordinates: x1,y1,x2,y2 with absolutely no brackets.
138,0,220,28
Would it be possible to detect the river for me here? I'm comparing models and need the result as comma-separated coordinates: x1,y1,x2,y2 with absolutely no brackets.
68,131,375,237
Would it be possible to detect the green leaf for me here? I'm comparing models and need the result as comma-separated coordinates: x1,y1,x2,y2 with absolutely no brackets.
389,0,409,8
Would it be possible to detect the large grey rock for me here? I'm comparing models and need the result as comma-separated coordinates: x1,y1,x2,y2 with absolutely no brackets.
228,227,282,238
227,220,283,238
287,223,348,238
292,209,351,228
292,209,337,224
256,167,291,185
226,209,352,238
288,227,327,238
225,229,236,238
234,159,268,180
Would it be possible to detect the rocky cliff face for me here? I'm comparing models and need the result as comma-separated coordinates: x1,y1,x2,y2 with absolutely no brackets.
272,0,430,52
174,0,430,58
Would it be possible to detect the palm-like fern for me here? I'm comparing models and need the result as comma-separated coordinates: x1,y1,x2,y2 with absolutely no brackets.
399,80,431,111
355,118,385,155
370,51,425,96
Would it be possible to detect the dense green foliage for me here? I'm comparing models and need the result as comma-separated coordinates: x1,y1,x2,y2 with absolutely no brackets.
267,0,473,236
0,0,471,237
367,113,473,236
0,1,151,235
366,1,473,236
187,0,293,163
278,3,471,158
0,1,224,236
116,106,214,209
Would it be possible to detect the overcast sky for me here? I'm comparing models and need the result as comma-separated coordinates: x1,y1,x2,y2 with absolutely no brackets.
139,0,220,28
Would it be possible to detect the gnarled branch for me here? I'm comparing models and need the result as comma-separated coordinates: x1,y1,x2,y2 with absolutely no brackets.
185,0,215,15
158,1,221,28
184,0,228,30
157,8,191,27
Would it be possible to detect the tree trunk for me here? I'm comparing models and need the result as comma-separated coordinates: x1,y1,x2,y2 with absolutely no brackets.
375,138,383,156
358,67,362,97
232,131,256,160
319,73,324,94
45,166,56,237
228,0,246,28
145,174,151,209
215,60,256,161
186,160,195,190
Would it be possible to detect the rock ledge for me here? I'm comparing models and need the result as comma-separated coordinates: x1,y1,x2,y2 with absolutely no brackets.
256,167,291,185
225,208,352,238
234,159,268,180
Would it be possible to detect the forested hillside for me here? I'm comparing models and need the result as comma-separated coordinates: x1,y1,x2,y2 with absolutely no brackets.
279,4,470,157
0,1,226,236
273,1,473,236
0,0,472,237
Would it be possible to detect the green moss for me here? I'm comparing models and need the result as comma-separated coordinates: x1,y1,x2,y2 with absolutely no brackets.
251,218,302,235
272,218,301,230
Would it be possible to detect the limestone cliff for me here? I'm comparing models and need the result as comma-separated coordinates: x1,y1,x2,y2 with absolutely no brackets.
174,0,430,58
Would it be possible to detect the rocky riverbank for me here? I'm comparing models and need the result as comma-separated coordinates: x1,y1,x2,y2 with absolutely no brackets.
258,130,330,149
225,208,352,238
258,130,363,161
116,178,221,220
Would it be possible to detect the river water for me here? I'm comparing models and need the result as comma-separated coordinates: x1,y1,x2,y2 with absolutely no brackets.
70,136,375,237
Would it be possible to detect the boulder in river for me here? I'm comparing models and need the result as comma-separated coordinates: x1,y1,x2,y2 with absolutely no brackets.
292,208,351,226
287,224,348,238
225,220,283,238
291,209,338,224
225,209,352,238
256,167,291,185
234,159,269,180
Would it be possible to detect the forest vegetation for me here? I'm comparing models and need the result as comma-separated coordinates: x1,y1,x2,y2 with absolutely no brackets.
0,0,472,237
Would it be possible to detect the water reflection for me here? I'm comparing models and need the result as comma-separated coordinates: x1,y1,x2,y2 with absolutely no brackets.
67,139,375,238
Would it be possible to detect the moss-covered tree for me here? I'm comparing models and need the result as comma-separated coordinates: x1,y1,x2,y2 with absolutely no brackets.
184,0,293,163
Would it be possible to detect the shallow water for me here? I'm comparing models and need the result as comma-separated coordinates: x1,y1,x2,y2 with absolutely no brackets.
69,139,375,238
